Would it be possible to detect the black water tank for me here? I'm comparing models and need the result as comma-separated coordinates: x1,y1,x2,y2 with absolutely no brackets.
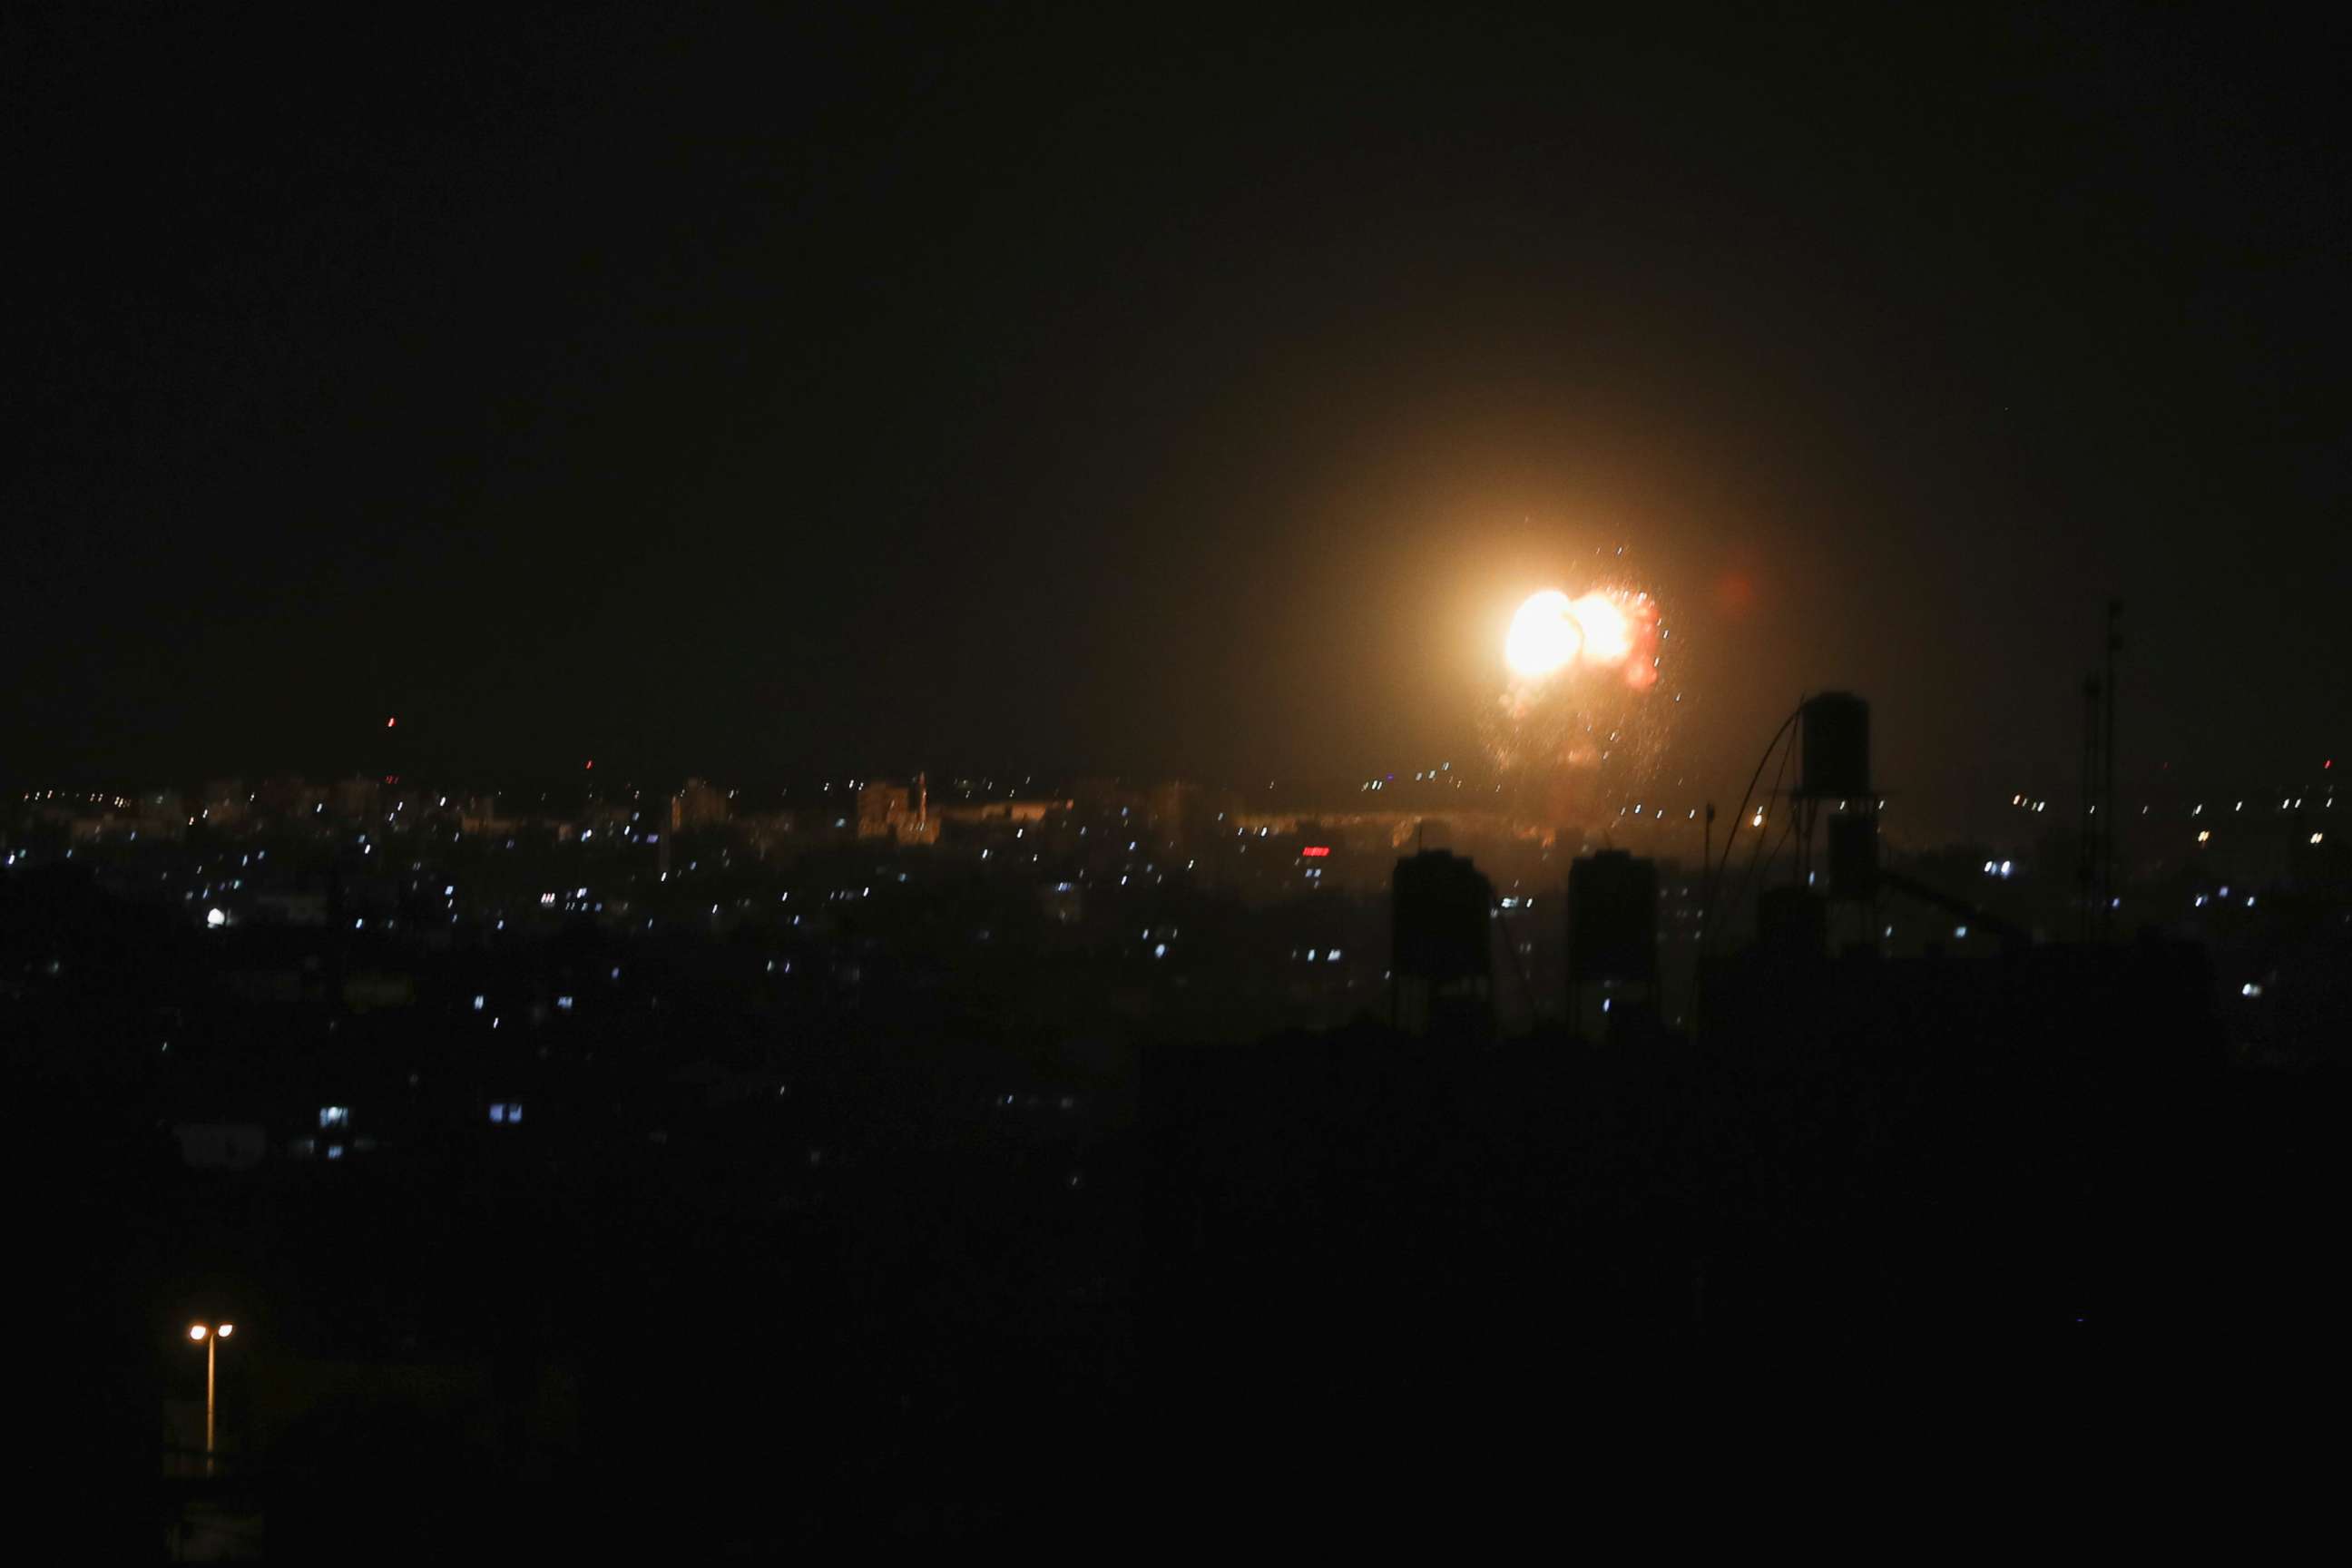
1393,850,1493,985
1801,692,1871,799
1570,850,1658,984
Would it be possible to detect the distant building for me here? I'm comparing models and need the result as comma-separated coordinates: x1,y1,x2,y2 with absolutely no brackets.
1072,777,1146,820
937,799,1064,828
575,799,632,837
331,777,383,819
856,780,908,840
257,776,326,818
851,778,935,843
34,789,193,842
853,778,946,844
677,778,730,830
904,773,938,845
132,789,191,838
1147,780,1198,848
198,779,249,828
735,810,796,852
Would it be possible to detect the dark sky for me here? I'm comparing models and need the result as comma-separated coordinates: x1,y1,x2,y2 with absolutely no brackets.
6,5,2346,828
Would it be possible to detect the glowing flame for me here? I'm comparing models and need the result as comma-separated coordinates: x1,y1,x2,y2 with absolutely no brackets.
1504,591,1583,678
1570,592,1632,663
1504,588,1659,687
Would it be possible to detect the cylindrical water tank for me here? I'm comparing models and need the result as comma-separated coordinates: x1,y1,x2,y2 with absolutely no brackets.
1569,849,1658,984
1801,692,1870,800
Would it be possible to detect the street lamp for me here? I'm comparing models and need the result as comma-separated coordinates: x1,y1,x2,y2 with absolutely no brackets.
187,1322,235,1474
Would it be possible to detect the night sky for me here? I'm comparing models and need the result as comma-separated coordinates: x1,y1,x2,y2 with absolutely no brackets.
7,6,2345,829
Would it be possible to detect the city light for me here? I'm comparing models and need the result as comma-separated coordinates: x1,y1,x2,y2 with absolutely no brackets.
187,1319,238,1475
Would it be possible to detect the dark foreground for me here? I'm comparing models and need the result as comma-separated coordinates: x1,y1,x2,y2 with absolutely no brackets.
27,924,2341,1554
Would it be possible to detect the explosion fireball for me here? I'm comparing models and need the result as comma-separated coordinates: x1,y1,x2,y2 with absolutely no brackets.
1504,588,1658,689
1489,581,1673,821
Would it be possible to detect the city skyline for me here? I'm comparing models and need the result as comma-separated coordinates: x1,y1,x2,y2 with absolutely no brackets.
15,9,2345,1550
6,10,2345,835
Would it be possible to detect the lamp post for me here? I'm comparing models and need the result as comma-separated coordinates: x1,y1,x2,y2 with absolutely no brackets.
187,1322,234,1474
